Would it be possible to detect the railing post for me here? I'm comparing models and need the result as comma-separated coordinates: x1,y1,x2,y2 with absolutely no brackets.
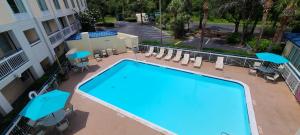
243,58,247,67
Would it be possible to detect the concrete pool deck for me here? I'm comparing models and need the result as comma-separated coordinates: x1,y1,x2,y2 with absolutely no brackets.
59,52,300,135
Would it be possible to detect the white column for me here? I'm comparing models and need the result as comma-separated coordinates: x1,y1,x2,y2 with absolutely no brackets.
0,92,13,115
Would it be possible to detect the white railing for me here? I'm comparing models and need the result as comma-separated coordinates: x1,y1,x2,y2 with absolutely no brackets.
0,50,29,80
139,44,300,97
139,44,263,68
49,31,63,45
62,27,71,37
281,64,300,95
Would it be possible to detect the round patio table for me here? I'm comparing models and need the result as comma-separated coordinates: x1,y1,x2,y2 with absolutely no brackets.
39,110,66,127
257,66,275,74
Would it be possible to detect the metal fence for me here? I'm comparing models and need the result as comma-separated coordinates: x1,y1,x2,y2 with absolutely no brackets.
139,44,300,97
0,50,29,80
49,31,63,45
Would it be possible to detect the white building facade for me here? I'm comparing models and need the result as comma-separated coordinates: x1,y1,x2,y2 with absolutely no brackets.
0,0,87,116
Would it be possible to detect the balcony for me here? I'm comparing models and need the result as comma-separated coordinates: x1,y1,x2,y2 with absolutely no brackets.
49,31,63,45
0,50,29,80
63,27,72,37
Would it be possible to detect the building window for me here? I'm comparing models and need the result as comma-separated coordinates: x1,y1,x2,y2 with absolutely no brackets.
53,0,61,9
36,0,48,11
70,0,75,8
7,0,27,13
0,32,18,58
58,17,68,28
63,0,69,8
42,20,58,35
24,28,40,45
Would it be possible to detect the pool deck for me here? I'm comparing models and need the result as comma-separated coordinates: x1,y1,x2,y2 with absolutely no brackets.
59,52,300,135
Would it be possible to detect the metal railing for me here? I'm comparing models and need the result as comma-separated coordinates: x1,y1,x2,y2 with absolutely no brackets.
139,44,263,68
62,27,71,37
0,50,29,80
49,31,63,45
139,44,300,96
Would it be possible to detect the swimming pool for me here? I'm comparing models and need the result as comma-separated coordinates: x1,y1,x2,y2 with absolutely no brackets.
77,59,258,135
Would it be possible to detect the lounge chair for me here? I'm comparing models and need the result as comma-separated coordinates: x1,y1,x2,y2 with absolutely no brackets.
265,73,280,82
193,57,203,68
173,50,182,62
215,57,224,70
164,49,174,60
249,68,257,75
101,49,108,57
181,54,190,65
156,47,165,59
145,46,154,57
94,54,102,62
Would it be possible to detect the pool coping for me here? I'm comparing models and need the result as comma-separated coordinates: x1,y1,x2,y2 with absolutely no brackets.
75,58,259,135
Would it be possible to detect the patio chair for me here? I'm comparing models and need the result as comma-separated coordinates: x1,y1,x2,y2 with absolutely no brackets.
65,104,74,118
265,73,280,82
193,57,203,68
173,50,182,62
145,46,154,57
215,57,224,70
56,119,69,132
101,49,108,57
164,49,174,60
181,54,190,65
94,54,102,62
249,68,257,75
253,62,262,69
156,47,165,59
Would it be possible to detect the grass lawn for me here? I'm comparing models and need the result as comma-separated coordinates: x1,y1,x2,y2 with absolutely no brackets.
104,16,117,23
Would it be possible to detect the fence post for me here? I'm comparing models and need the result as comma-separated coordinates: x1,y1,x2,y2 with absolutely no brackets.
243,58,247,67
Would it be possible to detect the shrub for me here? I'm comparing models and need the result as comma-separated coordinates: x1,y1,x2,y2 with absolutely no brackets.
247,38,272,52
263,26,276,37
124,17,137,22
226,33,241,44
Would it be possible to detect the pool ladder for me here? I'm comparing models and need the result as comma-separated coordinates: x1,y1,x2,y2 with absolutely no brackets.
220,131,231,135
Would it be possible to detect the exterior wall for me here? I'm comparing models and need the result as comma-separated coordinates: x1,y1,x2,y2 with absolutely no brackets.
0,0,87,115
66,32,139,54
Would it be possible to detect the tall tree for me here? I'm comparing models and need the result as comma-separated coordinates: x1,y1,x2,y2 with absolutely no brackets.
219,0,243,33
258,0,273,41
199,0,209,50
272,0,300,44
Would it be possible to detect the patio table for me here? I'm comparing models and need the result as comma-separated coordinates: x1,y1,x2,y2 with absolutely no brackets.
257,66,276,75
38,110,66,127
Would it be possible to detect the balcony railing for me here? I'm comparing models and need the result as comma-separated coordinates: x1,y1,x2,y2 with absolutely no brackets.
63,27,71,37
49,31,63,45
0,50,29,80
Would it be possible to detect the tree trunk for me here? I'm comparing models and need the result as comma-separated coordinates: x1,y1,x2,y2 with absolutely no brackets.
198,14,203,29
272,17,288,44
250,17,259,35
234,21,240,33
272,3,295,45
199,0,208,50
140,0,144,24
257,0,273,46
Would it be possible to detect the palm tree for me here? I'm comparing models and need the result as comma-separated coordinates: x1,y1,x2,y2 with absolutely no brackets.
258,0,273,41
272,0,299,44
199,0,208,50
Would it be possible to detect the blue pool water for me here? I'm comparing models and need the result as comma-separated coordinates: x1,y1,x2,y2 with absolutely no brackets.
79,60,251,135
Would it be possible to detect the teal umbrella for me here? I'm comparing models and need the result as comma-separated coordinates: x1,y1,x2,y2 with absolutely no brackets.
256,52,289,64
20,90,70,121
68,51,91,59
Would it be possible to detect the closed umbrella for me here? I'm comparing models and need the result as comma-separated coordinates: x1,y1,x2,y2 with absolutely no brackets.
20,90,70,121
256,52,289,64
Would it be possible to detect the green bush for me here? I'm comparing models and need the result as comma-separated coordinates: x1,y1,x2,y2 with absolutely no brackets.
271,44,284,54
124,17,137,22
226,33,241,44
247,38,272,52
263,26,276,37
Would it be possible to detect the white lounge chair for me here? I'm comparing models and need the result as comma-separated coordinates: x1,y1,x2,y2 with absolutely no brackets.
164,49,174,60
265,73,280,82
156,48,165,59
173,50,182,62
181,54,190,65
193,57,203,68
145,46,154,57
215,57,224,70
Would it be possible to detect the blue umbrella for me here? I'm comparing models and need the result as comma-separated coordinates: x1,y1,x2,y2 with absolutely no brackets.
20,90,70,121
68,51,91,59
256,52,289,64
